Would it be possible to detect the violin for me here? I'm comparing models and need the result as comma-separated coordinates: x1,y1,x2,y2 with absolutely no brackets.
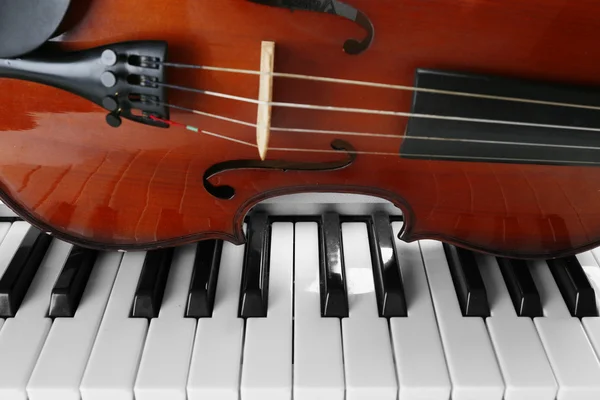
1,0,599,259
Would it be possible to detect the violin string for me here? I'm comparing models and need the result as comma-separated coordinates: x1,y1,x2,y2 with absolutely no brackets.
163,102,257,128
157,101,600,151
149,115,396,155
160,102,399,138
149,115,600,166
159,61,600,112
157,82,600,134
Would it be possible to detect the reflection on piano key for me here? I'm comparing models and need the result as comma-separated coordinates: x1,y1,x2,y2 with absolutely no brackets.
294,222,344,400
320,213,348,318
342,222,397,400
27,252,122,400
497,257,543,318
134,244,196,400
368,212,407,318
0,203,19,222
390,222,451,400
0,238,70,400
131,249,173,319
187,233,246,400
185,240,222,318
239,213,270,318
477,254,557,400
443,244,490,318
547,255,597,318
241,222,293,400
49,246,98,318
0,226,52,318
421,240,504,400
80,252,149,400
581,253,600,387
530,260,600,400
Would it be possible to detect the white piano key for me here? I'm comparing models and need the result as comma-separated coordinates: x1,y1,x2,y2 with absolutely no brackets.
26,252,122,400
0,221,12,248
592,247,600,268
581,250,600,298
581,252,600,365
420,240,504,400
0,318,51,400
529,260,570,318
188,318,243,400
134,244,196,400
0,222,31,279
343,223,379,319
294,222,328,319
576,251,599,271
0,222,12,336
212,240,245,319
17,240,72,317
477,255,557,400
341,222,397,400
0,203,18,219
530,260,600,400
293,222,344,400
80,252,149,400
0,238,71,400
389,223,451,400
187,239,246,400
241,223,293,400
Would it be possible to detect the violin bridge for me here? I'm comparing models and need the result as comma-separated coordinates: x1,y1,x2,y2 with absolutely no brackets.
256,41,275,160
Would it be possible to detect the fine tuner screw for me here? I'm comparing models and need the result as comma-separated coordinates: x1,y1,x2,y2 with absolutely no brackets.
101,49,117,66
102,95,122,128
105,112,122,128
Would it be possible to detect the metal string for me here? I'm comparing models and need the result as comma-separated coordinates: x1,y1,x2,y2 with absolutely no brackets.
150,112,600,166
157,101,600,151
157,82,600,134
153,62,600,164
159,61,600,112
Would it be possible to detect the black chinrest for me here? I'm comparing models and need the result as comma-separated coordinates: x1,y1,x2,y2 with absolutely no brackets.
0,0,72,58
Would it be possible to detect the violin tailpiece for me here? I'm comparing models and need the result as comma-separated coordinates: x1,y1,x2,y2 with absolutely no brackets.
0,40,170,129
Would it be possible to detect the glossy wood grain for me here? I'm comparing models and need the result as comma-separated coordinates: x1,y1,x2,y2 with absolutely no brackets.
1,0,600,258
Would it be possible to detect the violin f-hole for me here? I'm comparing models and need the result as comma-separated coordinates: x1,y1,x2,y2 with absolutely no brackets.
247,0,374,55
203,139,357,200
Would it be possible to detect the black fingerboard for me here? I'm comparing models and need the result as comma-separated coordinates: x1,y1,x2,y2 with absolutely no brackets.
401,69,600,166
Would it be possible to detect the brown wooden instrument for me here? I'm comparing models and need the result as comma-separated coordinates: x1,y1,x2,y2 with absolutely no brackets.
1,0,600,259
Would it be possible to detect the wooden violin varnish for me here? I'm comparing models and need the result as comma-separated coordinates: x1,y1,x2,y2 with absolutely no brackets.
0,0,599,260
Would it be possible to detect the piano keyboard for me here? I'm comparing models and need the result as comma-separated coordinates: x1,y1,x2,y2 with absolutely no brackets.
0,203,599,400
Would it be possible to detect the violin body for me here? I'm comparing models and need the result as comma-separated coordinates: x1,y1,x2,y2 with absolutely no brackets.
2,0,600,258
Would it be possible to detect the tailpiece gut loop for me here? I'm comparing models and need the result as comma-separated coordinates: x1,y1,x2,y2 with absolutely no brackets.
247,0,374,54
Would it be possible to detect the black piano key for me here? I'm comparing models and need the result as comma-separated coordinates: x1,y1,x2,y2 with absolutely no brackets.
443,244,490,317
547,256,598,318
0,227,52,317
319,212,349,318
185,240,223,318
367,212,407,318
131,248,174,319
49,246,97,318
238,213,270,318
497,257,543,318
